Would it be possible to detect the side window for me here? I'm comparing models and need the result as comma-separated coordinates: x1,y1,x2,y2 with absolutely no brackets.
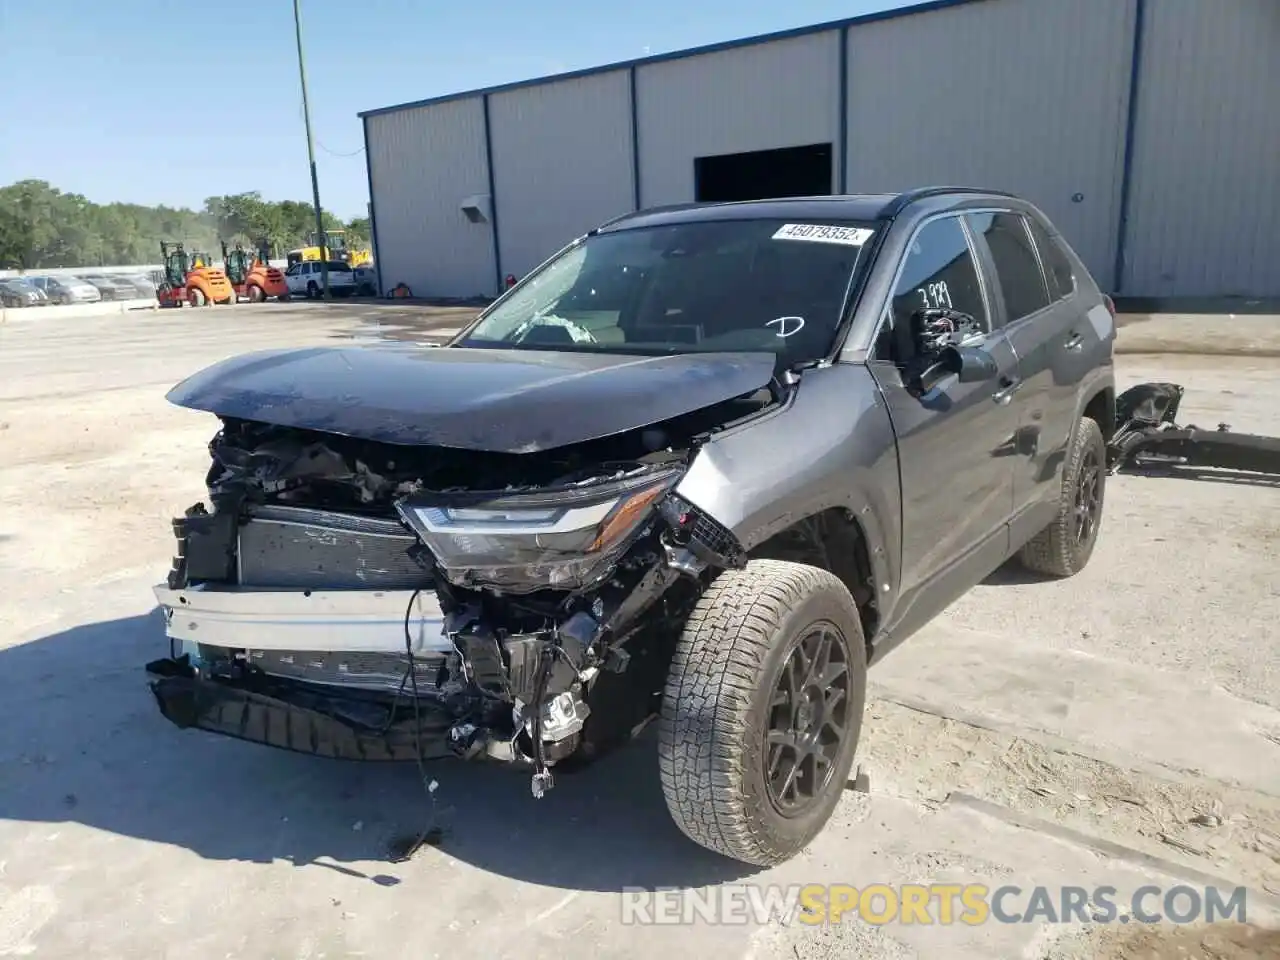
893,215,987,324
968,212,1050,322
877,215,987,362
1025,217,1076,301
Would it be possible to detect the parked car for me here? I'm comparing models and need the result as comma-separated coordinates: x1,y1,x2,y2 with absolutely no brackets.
29,275,103,304
353,264,378,296
0,278,48,307
283,259,356,298
117,273,157,298
78,274,136,301
146,187,1116,866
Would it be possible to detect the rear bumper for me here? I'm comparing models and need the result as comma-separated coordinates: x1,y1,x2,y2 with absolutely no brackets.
146,656,456,761
153,583,452,655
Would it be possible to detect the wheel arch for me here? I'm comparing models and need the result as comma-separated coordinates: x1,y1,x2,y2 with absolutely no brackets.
747,507,883,651
1082,385,1116,442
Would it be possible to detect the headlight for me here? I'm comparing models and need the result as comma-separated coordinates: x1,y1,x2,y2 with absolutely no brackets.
395,467,682,593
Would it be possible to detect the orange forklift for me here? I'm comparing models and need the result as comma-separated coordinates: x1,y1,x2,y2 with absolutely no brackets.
156,241,235,307
222,239,289,302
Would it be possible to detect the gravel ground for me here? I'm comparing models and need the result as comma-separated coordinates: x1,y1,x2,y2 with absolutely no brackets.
0,305,1277,959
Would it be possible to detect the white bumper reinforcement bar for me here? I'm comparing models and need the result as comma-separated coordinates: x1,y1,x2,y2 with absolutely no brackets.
153,583,452,655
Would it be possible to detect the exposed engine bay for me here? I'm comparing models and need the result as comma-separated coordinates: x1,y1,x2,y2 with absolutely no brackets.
148,387,775,797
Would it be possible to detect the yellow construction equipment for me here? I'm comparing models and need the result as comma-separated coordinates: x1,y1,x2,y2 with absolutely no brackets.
285,230,373,269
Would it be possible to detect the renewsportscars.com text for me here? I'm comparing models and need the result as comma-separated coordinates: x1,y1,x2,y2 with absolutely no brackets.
620,883,1249,926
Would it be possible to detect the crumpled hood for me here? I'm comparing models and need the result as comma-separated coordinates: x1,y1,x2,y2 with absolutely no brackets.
166,344,777,453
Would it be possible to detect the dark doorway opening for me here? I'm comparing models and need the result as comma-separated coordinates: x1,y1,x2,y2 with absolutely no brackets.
694,143,833,203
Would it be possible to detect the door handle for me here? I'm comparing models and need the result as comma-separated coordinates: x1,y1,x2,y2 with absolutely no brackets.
992,376,1022,404
1064,331,1084,351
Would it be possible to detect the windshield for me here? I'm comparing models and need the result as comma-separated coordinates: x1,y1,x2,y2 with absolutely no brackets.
458,218,878,363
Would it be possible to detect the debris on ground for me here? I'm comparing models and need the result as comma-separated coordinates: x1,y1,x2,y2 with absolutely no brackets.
1041,921,1280,960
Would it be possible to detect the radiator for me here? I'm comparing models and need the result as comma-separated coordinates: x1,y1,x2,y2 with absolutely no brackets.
236,504,431,590
244,647,447,694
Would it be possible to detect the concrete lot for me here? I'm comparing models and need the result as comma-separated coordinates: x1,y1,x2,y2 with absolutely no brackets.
1,303,1278,959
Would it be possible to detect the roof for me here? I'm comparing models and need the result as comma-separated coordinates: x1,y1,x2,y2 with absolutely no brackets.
359,0,985,119
597,195,898,232
594,187,1020,232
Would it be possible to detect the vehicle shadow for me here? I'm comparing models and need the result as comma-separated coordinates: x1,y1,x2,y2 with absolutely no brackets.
981,560,1051,586
0,609,755,892
1117,466,1280,489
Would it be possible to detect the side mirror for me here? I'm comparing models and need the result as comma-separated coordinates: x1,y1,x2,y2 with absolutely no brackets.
916,345,998,394
939,345,999,383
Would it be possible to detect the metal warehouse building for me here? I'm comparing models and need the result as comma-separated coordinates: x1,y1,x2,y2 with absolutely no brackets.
359,0,1279,302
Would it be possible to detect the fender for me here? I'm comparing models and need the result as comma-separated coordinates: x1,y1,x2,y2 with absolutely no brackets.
674,362,903,626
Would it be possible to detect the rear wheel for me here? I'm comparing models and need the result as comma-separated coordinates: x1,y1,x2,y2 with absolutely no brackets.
248,284,265,303
306,281,319,299
188,287,206,307
658,559,867,866
1018,416,1106,577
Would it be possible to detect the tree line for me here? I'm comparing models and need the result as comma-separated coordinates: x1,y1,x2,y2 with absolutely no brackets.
0,179,371,270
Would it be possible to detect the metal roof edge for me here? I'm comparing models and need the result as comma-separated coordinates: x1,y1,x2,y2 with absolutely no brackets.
358,0,983,119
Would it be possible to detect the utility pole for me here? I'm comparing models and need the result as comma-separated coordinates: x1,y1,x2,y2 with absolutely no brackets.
293,0,330,298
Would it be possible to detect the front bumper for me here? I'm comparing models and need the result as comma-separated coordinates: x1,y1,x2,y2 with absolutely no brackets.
151,583,465,760
149,583,588,766
153,583,452,655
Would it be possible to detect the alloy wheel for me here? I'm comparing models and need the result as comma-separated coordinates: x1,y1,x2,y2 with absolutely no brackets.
764,621,852,817
1074,448,1101,546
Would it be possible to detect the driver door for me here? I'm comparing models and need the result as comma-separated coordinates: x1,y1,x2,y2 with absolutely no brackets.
869,213,1022,642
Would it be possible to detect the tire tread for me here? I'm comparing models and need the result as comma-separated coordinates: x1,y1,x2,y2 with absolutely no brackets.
657,559,862,865
1018,416,1106,577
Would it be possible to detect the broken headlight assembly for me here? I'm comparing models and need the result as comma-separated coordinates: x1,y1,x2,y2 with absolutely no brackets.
395,466,683,593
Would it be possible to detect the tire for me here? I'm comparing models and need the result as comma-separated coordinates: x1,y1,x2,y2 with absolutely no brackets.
658,559,867,866
306,281,319,299
248,284,264,302
188,287,206,307
278,292,291,302
1017,416,1107,577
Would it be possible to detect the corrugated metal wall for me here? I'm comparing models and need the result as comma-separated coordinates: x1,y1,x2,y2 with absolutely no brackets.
1121,0,1280,298
634,32,843,207
365,98,495,299
844,0,1136,287
363,0,1278,301
489,71,634,278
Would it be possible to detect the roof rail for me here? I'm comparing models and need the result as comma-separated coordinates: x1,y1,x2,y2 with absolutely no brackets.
591,201,718,232
878,185,1019,219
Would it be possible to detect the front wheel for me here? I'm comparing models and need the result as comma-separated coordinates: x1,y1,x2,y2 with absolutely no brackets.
1017,416,1106,577
306,281,319,299
658,559,867,866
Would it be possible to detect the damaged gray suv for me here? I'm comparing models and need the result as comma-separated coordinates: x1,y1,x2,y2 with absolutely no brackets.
148,187,1116,866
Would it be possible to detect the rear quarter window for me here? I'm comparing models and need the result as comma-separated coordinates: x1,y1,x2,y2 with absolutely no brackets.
1025,217,1076,301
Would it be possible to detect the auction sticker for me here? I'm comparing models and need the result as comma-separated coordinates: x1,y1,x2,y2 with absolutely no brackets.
772,223,874,246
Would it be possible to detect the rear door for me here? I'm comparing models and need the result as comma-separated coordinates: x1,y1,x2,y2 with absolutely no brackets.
868,212,1021,641
966,210,1072,526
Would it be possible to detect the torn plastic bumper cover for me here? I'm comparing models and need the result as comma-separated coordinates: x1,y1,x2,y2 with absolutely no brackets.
1108,382,1280,476
146,656,457,762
